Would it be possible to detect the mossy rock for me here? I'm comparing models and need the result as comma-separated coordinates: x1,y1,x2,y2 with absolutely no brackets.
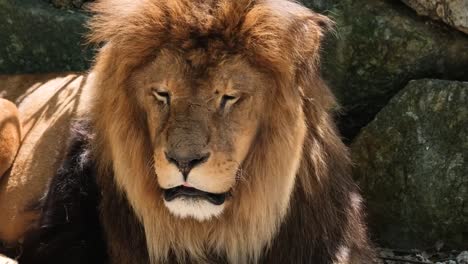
351,79,468,249
303,0,468,140
0,0,93,73
49,0,91,9
402,0,468,35
300,0,338,12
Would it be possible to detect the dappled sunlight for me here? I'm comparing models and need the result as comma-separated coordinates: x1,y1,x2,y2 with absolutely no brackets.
20,74,80,136
0,73,89,243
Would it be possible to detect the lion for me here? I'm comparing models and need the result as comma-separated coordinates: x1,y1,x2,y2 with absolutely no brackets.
4,0,378,263
0,99,21,179
0,73,91,246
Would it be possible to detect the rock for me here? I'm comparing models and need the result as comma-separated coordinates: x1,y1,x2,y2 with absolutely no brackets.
401,0,468,35
458,251,468,264
300,0,338,12
301,0,468,141
49,0,90,9
351,79,468,249
437,261,457,264
0,0,93,73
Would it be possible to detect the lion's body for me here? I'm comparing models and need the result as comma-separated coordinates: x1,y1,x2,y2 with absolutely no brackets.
0,73,92,244
1,0,378,263
19,121,376,263
0,99,21,180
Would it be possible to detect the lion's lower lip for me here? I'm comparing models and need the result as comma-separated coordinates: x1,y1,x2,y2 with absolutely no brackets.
163,186,228,205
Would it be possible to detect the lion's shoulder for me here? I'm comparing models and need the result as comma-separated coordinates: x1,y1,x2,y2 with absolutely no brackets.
0,73,91,244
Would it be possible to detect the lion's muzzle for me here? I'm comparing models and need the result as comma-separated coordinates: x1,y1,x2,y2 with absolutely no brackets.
165,151,210,180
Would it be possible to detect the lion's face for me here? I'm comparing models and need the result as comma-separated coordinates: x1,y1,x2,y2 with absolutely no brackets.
131,49,267,220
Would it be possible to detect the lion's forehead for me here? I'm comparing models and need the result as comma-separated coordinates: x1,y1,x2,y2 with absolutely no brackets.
131,49,262,96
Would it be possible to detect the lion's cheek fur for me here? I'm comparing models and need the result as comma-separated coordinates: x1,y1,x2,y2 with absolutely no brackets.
278,112,307,216
106,117,159,221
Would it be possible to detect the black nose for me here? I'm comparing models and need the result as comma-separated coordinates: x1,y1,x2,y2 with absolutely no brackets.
165,151,210,180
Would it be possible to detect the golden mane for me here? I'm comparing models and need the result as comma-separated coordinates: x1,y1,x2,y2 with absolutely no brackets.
87,0,332,84
85,0,359,263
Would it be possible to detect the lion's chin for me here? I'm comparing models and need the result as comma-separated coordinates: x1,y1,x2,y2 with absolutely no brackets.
163,198,226,221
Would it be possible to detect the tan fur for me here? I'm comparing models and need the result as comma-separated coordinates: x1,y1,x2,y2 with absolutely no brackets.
0,73,92,243
85,0,361,263
0,99,21,179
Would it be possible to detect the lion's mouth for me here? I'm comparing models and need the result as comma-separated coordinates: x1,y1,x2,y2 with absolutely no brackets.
163,186,228,205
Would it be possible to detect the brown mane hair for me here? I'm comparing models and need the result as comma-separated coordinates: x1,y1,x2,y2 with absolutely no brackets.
86,0,374,263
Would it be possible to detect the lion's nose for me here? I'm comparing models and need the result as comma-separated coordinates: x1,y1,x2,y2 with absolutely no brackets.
165,151,210,180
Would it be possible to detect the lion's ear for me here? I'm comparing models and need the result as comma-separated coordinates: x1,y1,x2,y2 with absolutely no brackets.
291,12,334,72
291,12,337,112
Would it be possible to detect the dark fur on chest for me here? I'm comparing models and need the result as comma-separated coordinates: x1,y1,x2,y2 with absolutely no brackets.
19,122,108,264
18,121,376,264
18,121,150,264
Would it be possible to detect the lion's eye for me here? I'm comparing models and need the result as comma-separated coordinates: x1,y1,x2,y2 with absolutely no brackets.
220,94,239,111
152,89,170,105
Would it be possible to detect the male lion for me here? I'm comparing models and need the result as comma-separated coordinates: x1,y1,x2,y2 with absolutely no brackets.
6,0,379,263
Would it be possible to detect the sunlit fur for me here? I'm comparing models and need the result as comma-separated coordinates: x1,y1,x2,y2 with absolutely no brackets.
86,0,375,263
0,99,21,179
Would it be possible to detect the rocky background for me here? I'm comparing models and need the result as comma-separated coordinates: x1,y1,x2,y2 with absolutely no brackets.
0,0,466,263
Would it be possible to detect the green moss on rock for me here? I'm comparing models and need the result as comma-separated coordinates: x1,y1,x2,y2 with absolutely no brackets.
351,79,468,249
312,0,468,140
0,0,94,73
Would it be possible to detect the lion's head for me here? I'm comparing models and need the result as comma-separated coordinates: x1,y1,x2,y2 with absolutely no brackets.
132,52,267,220
88,0,338,262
